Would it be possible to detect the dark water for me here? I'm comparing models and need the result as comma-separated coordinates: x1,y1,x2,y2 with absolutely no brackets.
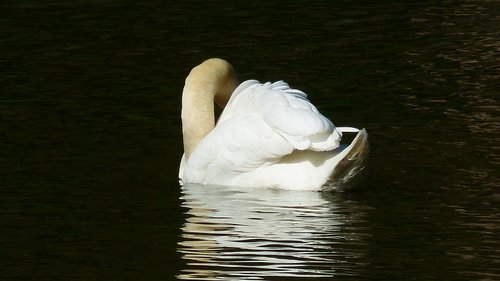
1,1,499,280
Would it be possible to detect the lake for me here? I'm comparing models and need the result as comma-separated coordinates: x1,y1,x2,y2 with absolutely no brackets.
1,0,499,280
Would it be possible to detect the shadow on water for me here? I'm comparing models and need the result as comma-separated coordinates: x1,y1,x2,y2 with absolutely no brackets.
178,184,371,280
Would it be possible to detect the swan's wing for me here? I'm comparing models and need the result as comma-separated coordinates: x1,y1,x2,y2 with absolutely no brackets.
219,80,342,151
183,113,294,183
260,81,341,151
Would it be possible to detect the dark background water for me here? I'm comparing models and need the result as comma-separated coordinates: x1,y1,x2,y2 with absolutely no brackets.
1,1,499,280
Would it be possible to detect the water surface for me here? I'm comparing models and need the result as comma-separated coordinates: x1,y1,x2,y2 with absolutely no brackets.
1,0,499,280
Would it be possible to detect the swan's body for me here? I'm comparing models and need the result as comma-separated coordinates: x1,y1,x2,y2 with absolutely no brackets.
179,58,368,190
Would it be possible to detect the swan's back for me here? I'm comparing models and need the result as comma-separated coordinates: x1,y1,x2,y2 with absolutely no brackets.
219,80,342,151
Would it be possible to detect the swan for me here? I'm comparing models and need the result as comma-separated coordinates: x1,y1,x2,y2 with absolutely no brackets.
179,58,368,190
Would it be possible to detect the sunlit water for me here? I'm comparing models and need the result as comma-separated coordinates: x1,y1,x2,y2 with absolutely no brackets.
1,0,499,280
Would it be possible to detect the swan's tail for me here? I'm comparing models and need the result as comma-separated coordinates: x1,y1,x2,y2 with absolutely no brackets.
337,127,359,133
334,126,360,137
325,128,369,191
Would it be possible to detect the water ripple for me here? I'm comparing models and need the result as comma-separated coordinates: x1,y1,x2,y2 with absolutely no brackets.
177,185,370,280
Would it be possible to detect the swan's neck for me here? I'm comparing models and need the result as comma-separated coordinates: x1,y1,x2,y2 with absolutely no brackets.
181,58,238,158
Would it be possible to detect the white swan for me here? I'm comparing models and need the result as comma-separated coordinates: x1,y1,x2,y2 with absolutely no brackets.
179,58,368,190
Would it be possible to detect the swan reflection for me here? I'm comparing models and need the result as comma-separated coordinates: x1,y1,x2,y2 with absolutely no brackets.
177,184,369,280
